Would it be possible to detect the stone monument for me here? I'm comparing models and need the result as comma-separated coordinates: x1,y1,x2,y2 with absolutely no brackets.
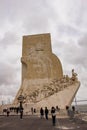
13,33,80,109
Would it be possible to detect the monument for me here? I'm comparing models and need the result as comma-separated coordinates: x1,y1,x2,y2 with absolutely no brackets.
13,33,80,109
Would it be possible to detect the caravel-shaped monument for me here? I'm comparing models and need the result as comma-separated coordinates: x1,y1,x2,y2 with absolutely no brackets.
14,33,80,109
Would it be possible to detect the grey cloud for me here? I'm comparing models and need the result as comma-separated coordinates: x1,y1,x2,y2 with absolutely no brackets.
0,0,56,38
0,0,49,23
58,25,81,37
0,62,20,86
0,84,19,96
78,35,87,48
22,2,56,33
0,31,20,48
63,45,87,68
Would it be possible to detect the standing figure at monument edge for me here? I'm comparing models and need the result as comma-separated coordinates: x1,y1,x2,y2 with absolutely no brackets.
13,33,80,109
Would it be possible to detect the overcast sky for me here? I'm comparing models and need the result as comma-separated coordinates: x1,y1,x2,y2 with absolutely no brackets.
0,0,87,104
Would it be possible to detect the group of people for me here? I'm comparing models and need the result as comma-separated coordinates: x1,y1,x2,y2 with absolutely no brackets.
31,107,36,115
3,106,57,126
40,106,57,126
40,107,49,120
66,105,75,120
3,105,76,126
3,107,24,119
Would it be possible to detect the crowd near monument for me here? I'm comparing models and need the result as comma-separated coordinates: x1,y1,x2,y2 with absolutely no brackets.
13,33,80,110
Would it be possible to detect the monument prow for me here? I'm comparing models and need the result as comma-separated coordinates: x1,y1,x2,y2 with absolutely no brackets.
13,33,80,109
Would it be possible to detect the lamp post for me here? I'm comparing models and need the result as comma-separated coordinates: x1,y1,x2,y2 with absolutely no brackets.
17,94,24,119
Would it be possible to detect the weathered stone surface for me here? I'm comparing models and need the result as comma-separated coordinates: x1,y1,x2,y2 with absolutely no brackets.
21,33,63,81
13,33,80,109
34,81,80,109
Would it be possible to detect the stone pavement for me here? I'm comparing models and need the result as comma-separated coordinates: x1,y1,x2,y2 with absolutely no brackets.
0,115,87,130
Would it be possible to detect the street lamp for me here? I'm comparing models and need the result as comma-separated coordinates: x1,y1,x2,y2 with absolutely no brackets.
17,94,25,119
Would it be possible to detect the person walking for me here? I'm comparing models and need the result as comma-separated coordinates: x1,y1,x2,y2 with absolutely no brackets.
6,108,10,117
20,108,23,119
40,107,44,119
31,107,33,115
45,107,49,120
51,106,56,126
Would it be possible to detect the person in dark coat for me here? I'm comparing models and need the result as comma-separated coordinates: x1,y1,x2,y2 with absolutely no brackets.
72,106,75,112
20,108,23,119
31,107,33,115
40,107,44,119
7,108,10,117
51,107,56,126
45,107,49,120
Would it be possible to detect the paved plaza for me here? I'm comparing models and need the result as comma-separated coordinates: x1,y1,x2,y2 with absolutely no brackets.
0,114,87,130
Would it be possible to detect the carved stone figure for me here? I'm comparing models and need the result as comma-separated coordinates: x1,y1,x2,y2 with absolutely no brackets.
71,69,78,81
